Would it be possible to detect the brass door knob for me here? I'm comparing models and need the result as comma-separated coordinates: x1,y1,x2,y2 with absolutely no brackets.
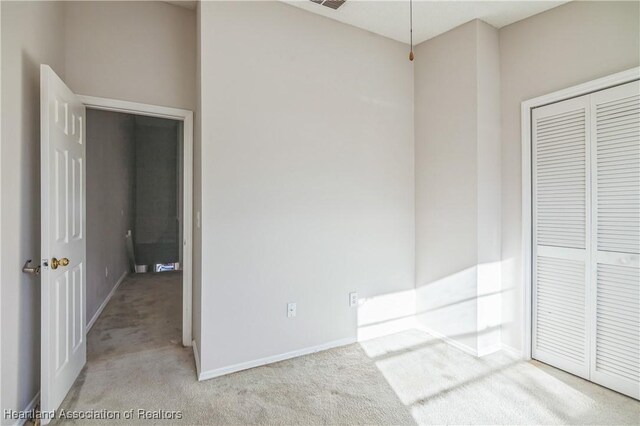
51,257,70,270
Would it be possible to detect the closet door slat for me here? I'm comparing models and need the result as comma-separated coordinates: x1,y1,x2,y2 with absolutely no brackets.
532,96,590,379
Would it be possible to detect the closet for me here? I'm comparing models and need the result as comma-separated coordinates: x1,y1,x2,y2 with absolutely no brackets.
532,80,639,399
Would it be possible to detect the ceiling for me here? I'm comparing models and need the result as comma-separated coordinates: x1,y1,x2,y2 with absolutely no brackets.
282,0,569,44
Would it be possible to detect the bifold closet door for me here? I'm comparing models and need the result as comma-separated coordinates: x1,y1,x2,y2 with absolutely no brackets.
590,80,640,399
532,95,591,379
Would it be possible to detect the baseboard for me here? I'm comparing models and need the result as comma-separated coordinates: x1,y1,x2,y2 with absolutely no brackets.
197,337,357,382
12,391,40,426
192,339,201,379
501,343,524,358
86,270,128,332
414,323,479,357
357,314,418,342
477,343,503,357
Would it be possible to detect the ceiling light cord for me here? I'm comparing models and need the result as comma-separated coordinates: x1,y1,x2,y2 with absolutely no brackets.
409,0,414,61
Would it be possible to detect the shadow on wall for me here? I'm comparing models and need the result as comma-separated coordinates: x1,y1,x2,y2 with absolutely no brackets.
11,48,45,415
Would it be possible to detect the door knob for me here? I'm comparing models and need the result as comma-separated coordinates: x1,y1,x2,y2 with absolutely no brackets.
50,257,70,270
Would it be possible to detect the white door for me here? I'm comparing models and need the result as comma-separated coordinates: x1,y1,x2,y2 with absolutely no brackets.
532,80,640,400
40,64,86,420
532,95,591,379
590,80,639,399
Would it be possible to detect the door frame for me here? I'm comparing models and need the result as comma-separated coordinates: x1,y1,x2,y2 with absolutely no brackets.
520,67,639,360
78,95,194,347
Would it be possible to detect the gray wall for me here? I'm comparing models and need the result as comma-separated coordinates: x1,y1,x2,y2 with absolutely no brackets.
1,1,66,418
86,109,136,324
414,20,480,352
134,116,180,265
64,1,196,111
1,1,196,417
499,0,640,352
414,20,502,355
198,1,415,373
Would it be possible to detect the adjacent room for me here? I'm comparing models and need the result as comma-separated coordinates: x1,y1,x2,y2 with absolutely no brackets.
1,0,639,425
85,108,185,362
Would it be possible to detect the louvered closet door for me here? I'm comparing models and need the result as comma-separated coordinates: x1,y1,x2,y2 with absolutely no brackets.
590,80,640,399
532,95,591,379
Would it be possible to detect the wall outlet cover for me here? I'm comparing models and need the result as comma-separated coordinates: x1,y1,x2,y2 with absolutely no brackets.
349,292,358,307
287,302,297,318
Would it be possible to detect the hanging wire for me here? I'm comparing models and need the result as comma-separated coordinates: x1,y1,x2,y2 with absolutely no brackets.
409,0,414,61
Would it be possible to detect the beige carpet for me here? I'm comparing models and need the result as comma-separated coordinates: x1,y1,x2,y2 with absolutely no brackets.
53,272,639,425
86,271,182,363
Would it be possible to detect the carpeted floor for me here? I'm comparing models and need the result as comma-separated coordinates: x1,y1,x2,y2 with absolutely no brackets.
53,272,639,425
86,271,183,363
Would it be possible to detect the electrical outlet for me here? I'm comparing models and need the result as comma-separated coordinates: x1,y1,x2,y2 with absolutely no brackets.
287,302,297,318
349,292,358,307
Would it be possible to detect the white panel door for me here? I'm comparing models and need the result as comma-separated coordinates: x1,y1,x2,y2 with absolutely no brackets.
590,80,640,399
532,95,591,379
40,64,86,421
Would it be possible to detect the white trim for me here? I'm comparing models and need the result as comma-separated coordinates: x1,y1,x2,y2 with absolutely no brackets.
77,96,191,121
78,95,194,348
0,6,3,421
197,337,357,382
477,343,503,357
86,270,127,332
414,324,478,357
192,339,201,379
357,314,419,342
501,343,523,359
520,67,640,361
13,391,40,426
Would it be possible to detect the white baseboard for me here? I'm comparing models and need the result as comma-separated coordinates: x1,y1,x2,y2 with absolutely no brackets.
357,314,418,342
13,391,40,426
501,343,524,359
414,323,479,357
86,270,128,332
477,343,503,357
192,339,201,379
197,337,357,382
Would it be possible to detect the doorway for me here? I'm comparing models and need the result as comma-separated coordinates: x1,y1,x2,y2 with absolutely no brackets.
80,96,193,348
39,66,194,421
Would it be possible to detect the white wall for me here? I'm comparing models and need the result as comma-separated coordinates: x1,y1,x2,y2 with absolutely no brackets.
414,20,479,352
414,19,502,356
198,1,415,374
499,0,640,352
0,1,66,419
475,21,502,354
64,1,196,110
